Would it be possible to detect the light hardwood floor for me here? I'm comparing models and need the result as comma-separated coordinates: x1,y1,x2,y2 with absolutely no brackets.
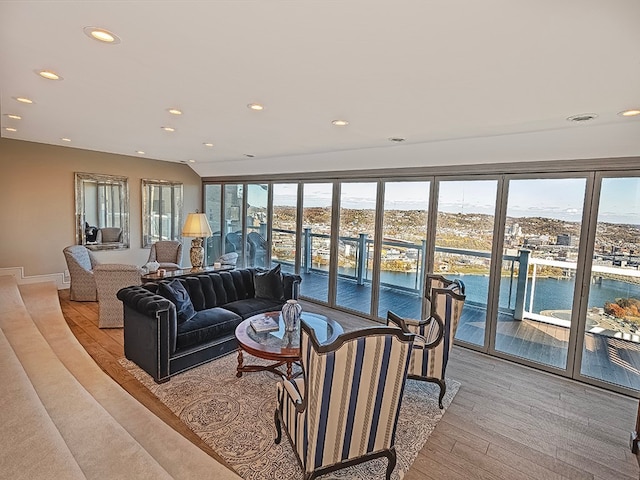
59,290,639,480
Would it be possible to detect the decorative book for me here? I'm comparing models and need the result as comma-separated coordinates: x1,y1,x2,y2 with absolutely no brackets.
250,316,279,333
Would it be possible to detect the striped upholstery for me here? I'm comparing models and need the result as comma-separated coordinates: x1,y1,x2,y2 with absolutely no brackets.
275,322,415,480
387,274,465,408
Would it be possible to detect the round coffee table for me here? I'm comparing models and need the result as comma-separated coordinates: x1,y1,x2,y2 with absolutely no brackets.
235,311,343,380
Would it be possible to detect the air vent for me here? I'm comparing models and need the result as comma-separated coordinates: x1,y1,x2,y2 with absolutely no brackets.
388,137,406,142
567,113,598,123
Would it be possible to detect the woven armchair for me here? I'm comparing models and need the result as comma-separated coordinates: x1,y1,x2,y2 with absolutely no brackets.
94,264,142,328
147,240,182,270
275,322,415,480
63,245,100,301
387,274,466,408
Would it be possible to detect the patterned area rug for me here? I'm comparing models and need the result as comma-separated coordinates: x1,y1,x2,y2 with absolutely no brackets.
120,354,459,480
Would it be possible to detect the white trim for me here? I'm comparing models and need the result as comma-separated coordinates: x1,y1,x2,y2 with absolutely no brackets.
0,267,68,290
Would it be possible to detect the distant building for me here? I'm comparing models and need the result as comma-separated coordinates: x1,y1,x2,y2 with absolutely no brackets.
556,234,576,246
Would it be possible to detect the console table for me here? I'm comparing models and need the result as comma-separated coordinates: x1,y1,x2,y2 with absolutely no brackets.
141,265,234,283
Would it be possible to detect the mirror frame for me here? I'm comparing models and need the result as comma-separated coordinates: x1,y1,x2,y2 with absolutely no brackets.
75,172,130,250
141,178,184,248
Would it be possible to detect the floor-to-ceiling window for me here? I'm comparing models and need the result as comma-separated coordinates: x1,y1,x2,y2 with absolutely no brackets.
300,183,333,303
271,183,298,274
579,175,640,391
435,179,498,348
224,184,244,267
377,181,430,319
246,184,268,268
335,182,377,315
494,177,587,370
204,184,222,265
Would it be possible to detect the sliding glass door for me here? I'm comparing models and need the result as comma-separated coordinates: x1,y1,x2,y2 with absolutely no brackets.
579,175,640,390
271,184,298,274
246,184,268,268
335,182,377,315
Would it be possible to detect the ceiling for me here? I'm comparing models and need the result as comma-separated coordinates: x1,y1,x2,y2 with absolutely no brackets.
1,0,639,177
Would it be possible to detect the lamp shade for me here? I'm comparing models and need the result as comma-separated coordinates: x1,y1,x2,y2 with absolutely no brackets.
182,213,212,238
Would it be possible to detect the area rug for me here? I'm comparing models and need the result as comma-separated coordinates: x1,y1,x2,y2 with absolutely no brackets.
120,354,459,480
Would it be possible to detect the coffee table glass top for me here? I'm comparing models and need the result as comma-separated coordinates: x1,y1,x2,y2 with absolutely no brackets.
243,311,342,351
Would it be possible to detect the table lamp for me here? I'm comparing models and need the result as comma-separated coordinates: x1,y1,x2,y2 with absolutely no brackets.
182,212,213,269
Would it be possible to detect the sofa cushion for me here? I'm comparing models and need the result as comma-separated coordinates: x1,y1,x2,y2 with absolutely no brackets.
254,264,284,301
176,308,242,351
223,297,284,319
158,279,196,324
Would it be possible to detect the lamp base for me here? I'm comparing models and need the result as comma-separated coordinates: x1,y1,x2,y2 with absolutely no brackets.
189,237,204,269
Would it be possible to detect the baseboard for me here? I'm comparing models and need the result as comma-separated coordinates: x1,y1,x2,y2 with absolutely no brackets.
0,267,68,290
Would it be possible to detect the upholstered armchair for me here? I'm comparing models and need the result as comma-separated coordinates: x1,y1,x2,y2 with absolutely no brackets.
387,274,466,408
147,240,182,270
96,227,123,243
63,245,100,301
94,264,142,328
275,322,415,480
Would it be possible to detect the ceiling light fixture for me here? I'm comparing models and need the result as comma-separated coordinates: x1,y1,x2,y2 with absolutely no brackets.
619,109,640,117
15,97,33,104
388,137,406,143
203,142,214,147
4,127,17,132
247,103,264,111
188,159,196,163
5,114,22,120
61,137,71,142
83,26,121,44
161,126,175,132
37,70,63,80
331,119,349,126
244,154,255,158
136,150,145,155
566,113,598,123
168,108,183,115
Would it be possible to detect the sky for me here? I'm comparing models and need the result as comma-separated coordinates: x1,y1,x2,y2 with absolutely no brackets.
263,177,640,225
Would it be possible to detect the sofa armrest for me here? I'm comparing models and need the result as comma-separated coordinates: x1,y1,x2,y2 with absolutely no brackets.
117,286,178,383
282,273,302,300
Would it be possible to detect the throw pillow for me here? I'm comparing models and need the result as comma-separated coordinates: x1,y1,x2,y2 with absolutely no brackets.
254,264,285,301
158,279,197,324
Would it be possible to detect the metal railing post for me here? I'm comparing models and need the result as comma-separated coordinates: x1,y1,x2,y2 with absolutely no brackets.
420,240,427,295
357,233,367,285
303,227,312,274
514,249,531,320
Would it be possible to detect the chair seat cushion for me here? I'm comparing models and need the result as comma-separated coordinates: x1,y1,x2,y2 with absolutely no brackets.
223,298,284,319
176,308,242,351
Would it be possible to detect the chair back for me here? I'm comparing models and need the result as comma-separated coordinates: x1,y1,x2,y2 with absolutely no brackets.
298,322,414,474
423,274,465,380
96,227,123,243
63,245,100,301
149,241,182,264
94,264,142,328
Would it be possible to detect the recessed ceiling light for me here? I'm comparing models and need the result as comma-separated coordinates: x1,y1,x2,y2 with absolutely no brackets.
619,109,640,117
4,127,17,132
167,108,182,115
247,103,264,111
5,114,21,120
83,26,121,44
161,126,175,132
567,113,598,123
331,119,349,126
61,137,71,142
37,70,63,81
188,159,196,163
136,150,145,155
14,97,33,104
388,137,406,142
203,142,214,147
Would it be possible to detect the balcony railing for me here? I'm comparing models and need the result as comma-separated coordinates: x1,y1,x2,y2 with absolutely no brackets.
272,227,640,340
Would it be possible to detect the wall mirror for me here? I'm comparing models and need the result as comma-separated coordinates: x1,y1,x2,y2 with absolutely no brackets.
75,172,130,250
141,179,183,248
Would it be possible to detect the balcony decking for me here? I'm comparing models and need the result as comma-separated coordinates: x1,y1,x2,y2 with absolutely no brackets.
299,270,640,391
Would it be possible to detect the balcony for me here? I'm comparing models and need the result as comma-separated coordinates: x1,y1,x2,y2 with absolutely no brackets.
272,228,640,391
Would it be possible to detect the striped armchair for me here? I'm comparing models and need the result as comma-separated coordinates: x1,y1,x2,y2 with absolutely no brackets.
387,274,466,408
275,322,415,480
